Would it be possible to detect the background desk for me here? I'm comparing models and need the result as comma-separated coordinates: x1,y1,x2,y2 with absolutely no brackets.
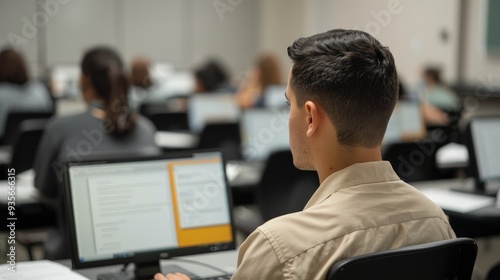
60,250,238,280
413,178,500,238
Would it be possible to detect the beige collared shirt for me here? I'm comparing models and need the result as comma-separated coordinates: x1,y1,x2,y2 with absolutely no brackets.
232,161,456,280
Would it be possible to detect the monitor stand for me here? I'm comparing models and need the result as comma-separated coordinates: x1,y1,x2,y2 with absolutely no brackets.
97,261,199,280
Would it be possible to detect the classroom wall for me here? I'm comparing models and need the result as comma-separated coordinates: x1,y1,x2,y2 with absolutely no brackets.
0,0,260,78
258,0,314,77
0,0,39,77
311,0,460,86
461,0,500,85
1,0,499,87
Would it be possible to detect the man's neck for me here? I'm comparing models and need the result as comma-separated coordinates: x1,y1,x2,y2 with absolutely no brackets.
315,145,382,184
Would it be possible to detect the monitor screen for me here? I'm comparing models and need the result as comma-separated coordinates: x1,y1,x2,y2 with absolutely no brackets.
64,151,235,273
263,85,287,108
470,117,500,181
50,65,80,98
188,94,240,133
383,101,424,144
240,108,290,161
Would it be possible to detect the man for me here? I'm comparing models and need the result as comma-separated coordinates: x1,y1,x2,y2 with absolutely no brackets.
155,29,455,280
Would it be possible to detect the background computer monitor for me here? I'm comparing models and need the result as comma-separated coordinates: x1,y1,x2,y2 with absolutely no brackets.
383,101,425,144
467,117,500,193
64,151,235,279
50,65,80,98
188,94,240,133
263,85,287,108
240,108,290,161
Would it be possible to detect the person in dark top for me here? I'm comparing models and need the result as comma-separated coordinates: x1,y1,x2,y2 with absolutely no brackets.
34,46,159,259
0,47,29,85
194,59,234,93
0,47,53,137
236,52,283,108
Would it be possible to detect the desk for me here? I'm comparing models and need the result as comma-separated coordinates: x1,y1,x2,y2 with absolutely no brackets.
154,131,199,149
413,178,500,238
62,250,238,280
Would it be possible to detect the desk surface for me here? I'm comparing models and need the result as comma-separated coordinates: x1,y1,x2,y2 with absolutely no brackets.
413,178,500,215
60,250,238,280
413,178,500,238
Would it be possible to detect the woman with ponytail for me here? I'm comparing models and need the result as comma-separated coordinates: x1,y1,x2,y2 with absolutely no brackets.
33,46,159,260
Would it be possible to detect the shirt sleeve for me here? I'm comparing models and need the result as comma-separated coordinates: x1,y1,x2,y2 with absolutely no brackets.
232,229,285,280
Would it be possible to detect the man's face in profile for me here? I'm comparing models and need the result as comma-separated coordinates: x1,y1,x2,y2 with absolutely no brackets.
285,66,313,170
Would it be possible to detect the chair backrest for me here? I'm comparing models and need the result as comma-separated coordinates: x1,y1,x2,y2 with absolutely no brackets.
257,149,319,221
9,119,50,174
148,112,189,132
326,238,477,280
196,122,242,161
382,140,451,182
2,111,54,146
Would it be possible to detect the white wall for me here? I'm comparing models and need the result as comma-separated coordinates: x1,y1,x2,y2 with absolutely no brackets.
46,0,117,67
191,0,259,75
0,0,39,77
2,0,499,88
122,0,188,67
0,0,260,78
313,0,460,86
461,0,500,84
258,0,314,77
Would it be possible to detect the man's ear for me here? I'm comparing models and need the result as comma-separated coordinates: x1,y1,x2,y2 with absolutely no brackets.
304,100,321,137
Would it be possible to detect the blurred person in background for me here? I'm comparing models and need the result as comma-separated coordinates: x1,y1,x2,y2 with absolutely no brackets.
34,46,159,260
193,59,234,93
236,52,283,109
420,66,460,126
129,56,154,111
0,47,53,138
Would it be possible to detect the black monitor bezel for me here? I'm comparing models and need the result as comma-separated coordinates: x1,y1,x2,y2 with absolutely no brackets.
63,149,236,270
464,116,500,189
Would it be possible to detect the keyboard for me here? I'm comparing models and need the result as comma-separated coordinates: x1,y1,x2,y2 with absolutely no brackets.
193,275,232,280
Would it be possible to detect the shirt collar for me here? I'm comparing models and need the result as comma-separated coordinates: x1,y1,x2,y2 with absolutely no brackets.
304,161,400,210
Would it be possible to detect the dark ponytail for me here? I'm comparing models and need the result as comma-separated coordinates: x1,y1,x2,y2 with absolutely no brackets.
81,47,136,136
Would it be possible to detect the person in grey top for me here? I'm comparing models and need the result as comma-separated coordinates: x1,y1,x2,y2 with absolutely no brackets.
34,46,160,259
0,48,53,137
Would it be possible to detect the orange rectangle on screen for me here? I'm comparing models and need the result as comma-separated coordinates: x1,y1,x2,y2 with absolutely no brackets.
168,158,233,248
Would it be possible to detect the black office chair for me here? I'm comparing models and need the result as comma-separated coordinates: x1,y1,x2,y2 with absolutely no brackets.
148,112,189,132
196,122,242,161
326,238,477,280
487,262,500,280
8,119,50,173
258,149,319,221
139,101,169,116
1,111,54,146
382,140,452,182
139,95,191,116
0,118,56,260
234,150,319,236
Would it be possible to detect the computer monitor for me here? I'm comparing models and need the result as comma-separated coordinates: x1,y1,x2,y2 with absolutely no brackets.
466,117,500,194
263,85,287,108
240,108,290,161
188,94,240,133
50,65,80,98
64,151,235,279
383,101,425,144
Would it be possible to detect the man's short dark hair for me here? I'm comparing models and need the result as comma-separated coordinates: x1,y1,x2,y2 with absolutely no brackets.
287,29,398,147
